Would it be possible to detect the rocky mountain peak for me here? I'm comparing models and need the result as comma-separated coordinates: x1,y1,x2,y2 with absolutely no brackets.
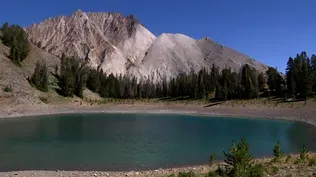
25,11,269,82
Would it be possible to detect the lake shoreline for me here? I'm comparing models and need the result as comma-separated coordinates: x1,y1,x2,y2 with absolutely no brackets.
0,102,315,126
0,154,315,177
0,103,316,177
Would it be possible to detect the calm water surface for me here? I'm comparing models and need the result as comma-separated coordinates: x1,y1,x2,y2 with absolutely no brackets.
0,113,315,171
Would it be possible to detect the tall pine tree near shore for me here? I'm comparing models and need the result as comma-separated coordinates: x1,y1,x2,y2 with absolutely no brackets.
30,60,49,92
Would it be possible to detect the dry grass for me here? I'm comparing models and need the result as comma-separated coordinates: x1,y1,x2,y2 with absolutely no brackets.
0,41,60,108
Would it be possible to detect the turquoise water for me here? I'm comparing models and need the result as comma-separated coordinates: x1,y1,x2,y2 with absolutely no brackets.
0,113,315,171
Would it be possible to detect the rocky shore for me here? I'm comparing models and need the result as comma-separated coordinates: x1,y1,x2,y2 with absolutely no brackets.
1,154,316,177
0,100,316,126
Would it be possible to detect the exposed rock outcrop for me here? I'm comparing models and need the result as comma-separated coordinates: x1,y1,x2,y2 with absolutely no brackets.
25,9,268,82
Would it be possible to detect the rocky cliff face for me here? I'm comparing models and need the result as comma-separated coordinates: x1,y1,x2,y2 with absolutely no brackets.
25,9,268,82
25,10,156,76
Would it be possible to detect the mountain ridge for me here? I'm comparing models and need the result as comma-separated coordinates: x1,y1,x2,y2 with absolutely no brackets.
25,9,269,81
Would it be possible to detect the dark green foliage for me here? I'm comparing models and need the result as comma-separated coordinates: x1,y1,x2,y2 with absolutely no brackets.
3,85,12,92
30,60,49,92
57,50,316,100
258,73,265,92
266,67,284,96
286,57,295,97
74,63,89,98
223,137,253,176
58,55,75,97
272,140,284,162
299,144,308,162
247,164,265,177
266,166,279,176
308,157,316,166
86,69,101,93
1,23,30,63
178,171,196,177
58,54,88,98
240,64,259,99
204,171,218,177
286,52,314,100
154,64,262,101
209,153,216,167
214,166,228,177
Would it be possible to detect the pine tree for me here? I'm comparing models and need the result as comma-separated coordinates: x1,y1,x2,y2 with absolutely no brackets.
300,52,312,100
2,23,30,63
198,69,206,99
241,64,253,99
1,22,9,32
224,138,253,176
87,69,101,93
162,76,168,97
58,56,76,97
74,62,89,98
286,57,295,98
30,60,48,92
258,72,265,92
1,22,10,45
9,37,18,62
31,61,41,89
266,67,284,97
211,64,219,92
273,140,284,162
99,72,109,98
299,144,309,162
250,67,259,98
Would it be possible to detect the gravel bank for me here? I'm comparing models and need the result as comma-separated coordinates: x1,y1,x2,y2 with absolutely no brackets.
0,102,316,126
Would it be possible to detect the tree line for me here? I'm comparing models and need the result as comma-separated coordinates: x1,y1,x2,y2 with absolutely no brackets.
2,23,314,101
286,51,316,99
28,51,316,101
0,22,29,64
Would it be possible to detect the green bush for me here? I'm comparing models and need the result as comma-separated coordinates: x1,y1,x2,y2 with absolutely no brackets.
178,171,196,177
247,163,265,177
223,137,253,176
299,144,309,162
205,171,217,177
271,166,279,175
3,85,12,92
272,140,284,162
265,165,279,175
209,153,216,167
308,158,316,166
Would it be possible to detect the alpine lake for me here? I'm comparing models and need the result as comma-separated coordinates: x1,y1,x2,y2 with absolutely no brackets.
0,113,315,171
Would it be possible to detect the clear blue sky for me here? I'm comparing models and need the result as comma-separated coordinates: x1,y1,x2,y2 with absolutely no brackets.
1,0,316,73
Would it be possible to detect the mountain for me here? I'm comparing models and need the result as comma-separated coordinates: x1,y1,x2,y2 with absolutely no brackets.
25,9,269,81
